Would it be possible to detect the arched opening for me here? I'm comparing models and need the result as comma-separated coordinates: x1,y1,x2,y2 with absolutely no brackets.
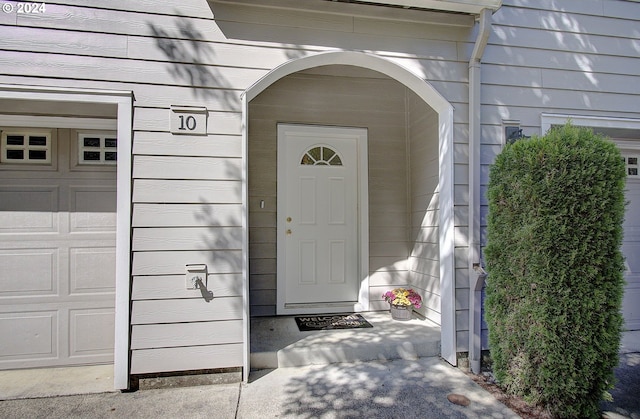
241,52,456,375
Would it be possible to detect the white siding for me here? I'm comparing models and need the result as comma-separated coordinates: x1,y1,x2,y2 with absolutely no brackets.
1,0,480,371
407,92,442,324
479,0,640,345
0,1,252,374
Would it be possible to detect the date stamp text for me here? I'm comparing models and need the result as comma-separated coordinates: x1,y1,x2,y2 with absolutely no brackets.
2,2,47,14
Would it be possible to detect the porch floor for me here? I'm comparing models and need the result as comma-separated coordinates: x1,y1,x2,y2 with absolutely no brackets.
250,311,441,369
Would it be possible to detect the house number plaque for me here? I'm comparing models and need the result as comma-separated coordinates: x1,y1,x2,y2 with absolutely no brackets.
170,105,207,135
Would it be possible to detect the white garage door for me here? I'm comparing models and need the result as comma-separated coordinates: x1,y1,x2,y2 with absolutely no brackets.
621,151,640,331
0,128,116,369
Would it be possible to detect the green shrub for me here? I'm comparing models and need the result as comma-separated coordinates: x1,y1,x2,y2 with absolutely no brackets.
484,123,626,418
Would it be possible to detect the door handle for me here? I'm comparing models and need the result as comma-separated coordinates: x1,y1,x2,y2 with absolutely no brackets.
286,229,292,235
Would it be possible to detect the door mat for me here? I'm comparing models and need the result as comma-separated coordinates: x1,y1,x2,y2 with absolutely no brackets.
294,313,373,331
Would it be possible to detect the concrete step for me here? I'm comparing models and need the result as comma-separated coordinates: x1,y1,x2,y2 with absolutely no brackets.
250,311,441,369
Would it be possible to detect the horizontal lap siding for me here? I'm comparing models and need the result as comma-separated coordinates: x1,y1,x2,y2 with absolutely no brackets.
1,0,478,371
483,0,640,133
131,220,243,375
407,92,442,324
479,0,640,348
0,1,256,374
125,0,250,371
130,344,243,375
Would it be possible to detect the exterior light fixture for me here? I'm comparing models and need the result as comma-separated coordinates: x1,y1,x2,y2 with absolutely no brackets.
505,125,530,144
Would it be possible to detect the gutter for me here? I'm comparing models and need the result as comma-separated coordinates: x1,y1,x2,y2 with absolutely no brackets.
468,8,492,375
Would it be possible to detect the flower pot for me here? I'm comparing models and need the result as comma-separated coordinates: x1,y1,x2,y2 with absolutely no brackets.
389,304,412,321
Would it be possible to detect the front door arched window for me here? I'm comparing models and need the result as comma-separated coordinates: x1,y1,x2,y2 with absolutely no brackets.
300,145,343,166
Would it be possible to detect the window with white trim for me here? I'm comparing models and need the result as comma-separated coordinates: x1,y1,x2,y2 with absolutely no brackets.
1,130,52,164
78,132,117,165
623,154,640,178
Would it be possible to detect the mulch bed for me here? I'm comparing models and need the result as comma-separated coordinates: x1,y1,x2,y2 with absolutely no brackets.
465,371,552,419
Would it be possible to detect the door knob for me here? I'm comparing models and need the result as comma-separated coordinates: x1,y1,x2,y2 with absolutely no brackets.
286,217,292,222
286,229,292,235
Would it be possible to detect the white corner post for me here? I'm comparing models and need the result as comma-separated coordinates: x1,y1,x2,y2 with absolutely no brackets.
438,104,457,366
468,8,492,374
241,93,251,383
114,92,133,390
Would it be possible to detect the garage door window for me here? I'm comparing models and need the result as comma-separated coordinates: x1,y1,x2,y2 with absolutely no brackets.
79,133,117,165
623,154,640,178
1,130,52,164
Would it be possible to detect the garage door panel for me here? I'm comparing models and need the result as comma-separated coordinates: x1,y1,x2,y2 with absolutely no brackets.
0,128,116,369
620,153,640,331
0,311,56,359
69,308,115,358
69,187,117,232
0,248,57,296
70,247,116,294
623,243,640,285
622,276,640,330
0,187,58,233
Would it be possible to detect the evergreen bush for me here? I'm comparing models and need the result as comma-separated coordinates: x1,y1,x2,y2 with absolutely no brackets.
484,123,626,418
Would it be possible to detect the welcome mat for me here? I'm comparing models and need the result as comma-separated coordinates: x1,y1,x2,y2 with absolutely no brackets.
294,313,373,331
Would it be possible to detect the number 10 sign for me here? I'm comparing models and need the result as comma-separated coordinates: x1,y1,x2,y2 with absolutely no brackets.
170,105,208,135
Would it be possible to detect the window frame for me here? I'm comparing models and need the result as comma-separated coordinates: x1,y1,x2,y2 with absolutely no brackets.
1,129,53,165
77,132,118,165
622,153,640,178
300,145,343,166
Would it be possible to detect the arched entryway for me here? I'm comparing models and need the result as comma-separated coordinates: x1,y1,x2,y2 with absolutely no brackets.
241,52,456,378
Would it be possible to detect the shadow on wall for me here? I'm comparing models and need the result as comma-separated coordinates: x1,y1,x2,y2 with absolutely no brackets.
207,1,462,82
490,4,605,119
208,2,310,63
147,15,240,107
192,160,243,307
141,12,247,302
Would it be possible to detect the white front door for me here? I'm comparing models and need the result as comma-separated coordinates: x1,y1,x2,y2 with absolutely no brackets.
277,124,368,314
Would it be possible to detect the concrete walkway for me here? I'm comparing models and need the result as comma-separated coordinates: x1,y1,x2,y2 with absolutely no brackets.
601,331,640,419
1,331,638,419
0,357,518,419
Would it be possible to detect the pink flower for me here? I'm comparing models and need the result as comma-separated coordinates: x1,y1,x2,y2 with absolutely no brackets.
382,288,422,308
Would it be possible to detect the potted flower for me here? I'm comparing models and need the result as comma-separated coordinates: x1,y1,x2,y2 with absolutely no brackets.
382,288,422,321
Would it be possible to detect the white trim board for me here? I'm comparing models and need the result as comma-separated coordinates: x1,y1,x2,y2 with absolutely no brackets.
0,84,133,390
542,113,640,134
0,115,116,130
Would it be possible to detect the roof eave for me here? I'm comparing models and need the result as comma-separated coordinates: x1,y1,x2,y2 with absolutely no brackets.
363,0,502,14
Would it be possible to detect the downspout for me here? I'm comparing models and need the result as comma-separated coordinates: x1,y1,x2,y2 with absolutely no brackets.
468,8,492,375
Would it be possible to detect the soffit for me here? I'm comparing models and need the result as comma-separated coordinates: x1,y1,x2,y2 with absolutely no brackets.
211,0,480,26
355,0,502,14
